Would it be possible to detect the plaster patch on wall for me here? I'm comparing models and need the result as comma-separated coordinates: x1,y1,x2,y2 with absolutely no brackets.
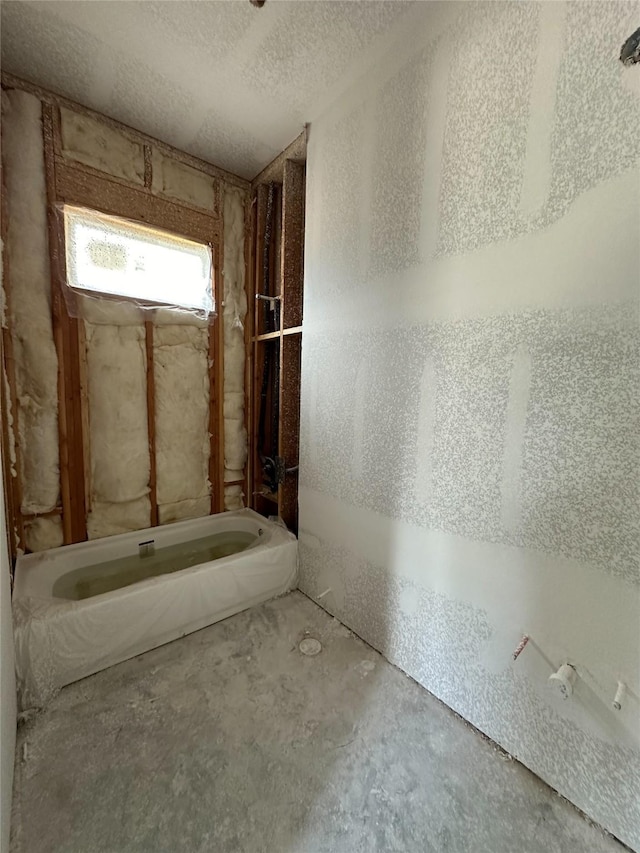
154,324,210,512
222,187,248,491
437,2,640,256
370,44,432,276
301,305,639,583
319,106,366,292
151,149,216,211
500,345,531,532
518,1,566,219
437,2,538,255
60,107,145,185
543,1,640,227
517,307,639,583
1,90,60,522
414,357,436,504
84,322,150,538
351,357,369,483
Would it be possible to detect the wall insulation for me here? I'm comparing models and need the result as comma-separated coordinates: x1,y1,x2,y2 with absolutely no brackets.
153,314,211,524
2,85,250,550
60,107,145,185
299,1,640,849
1,89,62,551
222,186,248,511
151,149,216,211
81,299,150,540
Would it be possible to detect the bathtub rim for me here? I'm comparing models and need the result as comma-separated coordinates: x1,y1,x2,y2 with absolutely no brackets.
13,509,287,605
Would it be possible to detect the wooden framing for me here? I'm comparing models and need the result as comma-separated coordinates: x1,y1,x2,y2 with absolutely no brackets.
281,161,305,330
55,162,219,246
249,147,306,531
243,193,255,512
144,321,158,528
2,74,255,552
208,243,225,515
251,132,306,190
43,102,88,545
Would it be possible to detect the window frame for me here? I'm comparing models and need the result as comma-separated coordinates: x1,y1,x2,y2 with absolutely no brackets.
62,203,215,316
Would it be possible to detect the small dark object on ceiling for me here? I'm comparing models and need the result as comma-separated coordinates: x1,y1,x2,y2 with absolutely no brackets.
620,26,640,65
250,0,266,7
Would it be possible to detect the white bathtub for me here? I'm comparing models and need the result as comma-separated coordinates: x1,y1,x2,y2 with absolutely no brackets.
13,508,297,710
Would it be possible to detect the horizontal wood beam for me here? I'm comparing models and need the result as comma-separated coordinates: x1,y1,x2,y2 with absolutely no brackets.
55,160,219,246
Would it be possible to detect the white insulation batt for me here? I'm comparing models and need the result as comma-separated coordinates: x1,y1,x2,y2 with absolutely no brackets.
151,149,216,211
223,187,248,510
60,108,145,185
84,302,151,540
2,90,62,552
154,313,211,522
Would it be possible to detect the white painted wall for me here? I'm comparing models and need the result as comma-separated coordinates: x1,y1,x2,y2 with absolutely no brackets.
299,1,640,848
0,416,16,851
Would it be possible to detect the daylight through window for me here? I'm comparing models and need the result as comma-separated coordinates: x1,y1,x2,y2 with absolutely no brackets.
63,205,213,314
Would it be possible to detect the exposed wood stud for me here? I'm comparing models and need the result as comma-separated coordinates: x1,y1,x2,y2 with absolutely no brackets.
281,160,305,330
144,321,159,528
43,102,87,545
250,186,268,511
208,241,225,515
53,155,219,220
143,145,153,189
76,320,92,516
213,178,221,219
243,193,255,509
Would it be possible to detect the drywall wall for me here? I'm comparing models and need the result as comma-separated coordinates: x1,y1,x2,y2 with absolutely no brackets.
299,1,640,848
1,89,62,552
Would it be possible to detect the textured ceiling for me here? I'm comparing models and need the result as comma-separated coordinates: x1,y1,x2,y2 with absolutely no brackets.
1,0,416,178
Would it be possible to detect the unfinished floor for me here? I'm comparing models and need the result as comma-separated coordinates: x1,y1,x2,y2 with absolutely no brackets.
11,591,622,853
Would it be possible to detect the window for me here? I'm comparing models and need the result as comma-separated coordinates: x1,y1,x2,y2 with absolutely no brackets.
63,205,213,314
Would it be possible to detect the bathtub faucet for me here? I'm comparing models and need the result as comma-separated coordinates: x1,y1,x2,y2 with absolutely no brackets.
139,540,155,558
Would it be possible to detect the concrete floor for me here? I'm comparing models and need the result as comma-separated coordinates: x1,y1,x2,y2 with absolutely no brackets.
11,591,623,853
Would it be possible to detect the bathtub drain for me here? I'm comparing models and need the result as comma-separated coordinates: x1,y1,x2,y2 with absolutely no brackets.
298,637,322,656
